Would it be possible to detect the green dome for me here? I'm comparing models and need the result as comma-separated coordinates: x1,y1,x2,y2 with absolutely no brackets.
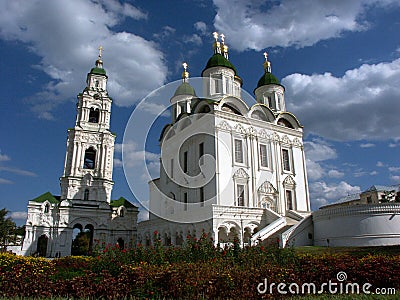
174,82,196,97
90,67,107,76
203,53,238,75
256,71,281,88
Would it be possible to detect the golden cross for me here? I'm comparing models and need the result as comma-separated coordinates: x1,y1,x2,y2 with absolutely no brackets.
213,31,219,42
182,62,188,71
263,52,268,61
220,33,225,43
98,46,103,58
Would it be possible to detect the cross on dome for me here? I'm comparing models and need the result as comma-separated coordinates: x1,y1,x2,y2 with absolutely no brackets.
182,62,189,81
263,51,271,73
213,31,219,42
220,33,225,44
98,46,103,58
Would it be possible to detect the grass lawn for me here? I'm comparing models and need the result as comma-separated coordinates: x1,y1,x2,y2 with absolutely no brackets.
295,245,400,256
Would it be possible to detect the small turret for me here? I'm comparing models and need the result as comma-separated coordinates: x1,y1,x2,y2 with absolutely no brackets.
170,62,196,121
202,33,242,98
254,52,285,112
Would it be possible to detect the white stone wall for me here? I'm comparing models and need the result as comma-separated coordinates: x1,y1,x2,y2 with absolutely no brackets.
313,204,400,247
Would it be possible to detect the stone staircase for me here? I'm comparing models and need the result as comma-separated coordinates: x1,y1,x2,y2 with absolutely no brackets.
251,212,306,247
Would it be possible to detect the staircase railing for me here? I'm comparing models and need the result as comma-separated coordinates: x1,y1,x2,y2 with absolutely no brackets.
251,216,286,245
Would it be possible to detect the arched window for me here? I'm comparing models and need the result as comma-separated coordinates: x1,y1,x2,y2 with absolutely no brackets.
119,208,125,217
277,118,294,129
89,108,100,123
83,147,96,169
44,204,50,213
84,189,89,201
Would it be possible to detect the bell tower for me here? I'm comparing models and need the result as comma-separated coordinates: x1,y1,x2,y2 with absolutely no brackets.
60,47,115,204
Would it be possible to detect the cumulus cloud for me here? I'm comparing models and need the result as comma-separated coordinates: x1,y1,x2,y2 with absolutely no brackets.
304,138,337,180
389,166,400,172
0,151,10,162
328,170,345,178
283,59,400,141
304,139,337,162
114,141,159,172
360,143,375,148
194,21,207,36
376,161,385,167
0,0,167,118
9,211,28,221
309,181,361,209
212,0,400,51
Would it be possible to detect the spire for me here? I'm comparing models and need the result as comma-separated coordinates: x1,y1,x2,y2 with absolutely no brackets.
212,32,222,54
263,52,271,73
96,46,103,69
182,62,189,82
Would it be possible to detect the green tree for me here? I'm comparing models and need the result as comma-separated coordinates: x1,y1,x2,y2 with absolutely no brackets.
0,208,16,251
71,231,91,256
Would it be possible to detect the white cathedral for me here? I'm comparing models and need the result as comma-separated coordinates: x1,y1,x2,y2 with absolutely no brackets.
22,34,400,256
137,34,311,247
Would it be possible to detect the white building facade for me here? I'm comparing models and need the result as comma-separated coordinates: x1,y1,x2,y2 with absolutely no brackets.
138,35,311,247
22,52,138,257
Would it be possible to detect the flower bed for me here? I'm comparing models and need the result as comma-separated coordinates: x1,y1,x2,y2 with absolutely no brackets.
1,236,399,299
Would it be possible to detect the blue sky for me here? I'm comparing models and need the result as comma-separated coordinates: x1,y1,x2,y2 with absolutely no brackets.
0,0,399,225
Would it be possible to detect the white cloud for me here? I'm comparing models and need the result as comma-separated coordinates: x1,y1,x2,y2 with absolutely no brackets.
389,139,400,148
360,143,375,148
113,158,123,168
376,161,385,167
304,139,337,161
389,166,400,173
391,175,400,183
283,58,400,141
98,0,147,20
328,169,345,178
310,181,361,209
306,159,325,181
184,34,203,46
194,21,207,35
0,151,10,162
304,138,337,180
153,26,176,40
114,141,159,169
137,101,171,117
0,178,13,184
212,0,400,51
0,0,167,118
0,166,37,177
9,211,27,220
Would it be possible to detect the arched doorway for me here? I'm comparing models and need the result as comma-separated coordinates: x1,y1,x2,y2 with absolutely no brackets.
243,228,252,246
37,234,48,257
117,237,125,249
71,223,94,256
